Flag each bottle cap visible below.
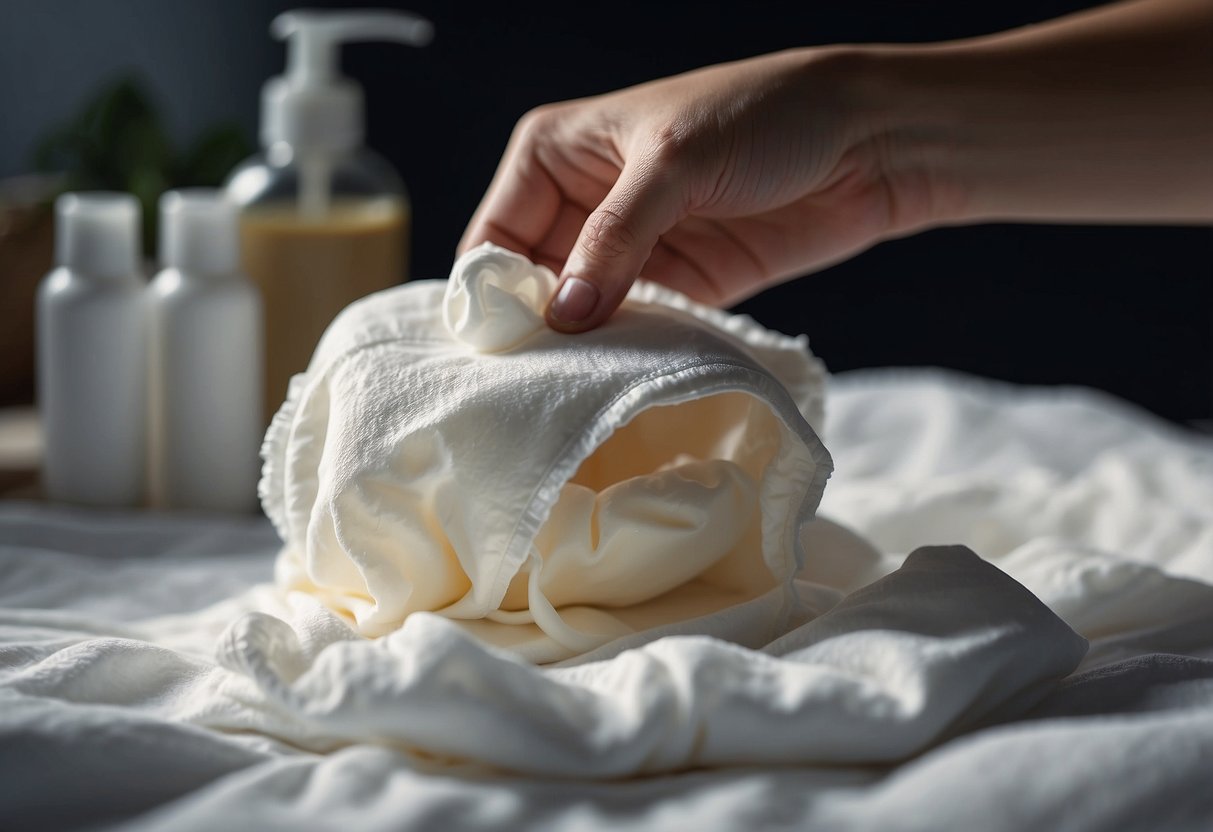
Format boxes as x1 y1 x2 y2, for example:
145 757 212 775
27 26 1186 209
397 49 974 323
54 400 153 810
261 10 433 153
55 192 141 279
159 189 239 275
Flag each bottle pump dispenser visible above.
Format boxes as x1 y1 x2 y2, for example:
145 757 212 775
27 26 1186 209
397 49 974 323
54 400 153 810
260 10 433 216
226 9 432 421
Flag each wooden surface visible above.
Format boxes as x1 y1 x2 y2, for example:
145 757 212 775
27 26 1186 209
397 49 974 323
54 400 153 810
0 407 42 499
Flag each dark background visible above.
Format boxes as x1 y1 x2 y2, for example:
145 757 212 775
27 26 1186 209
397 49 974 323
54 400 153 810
2 0 1210 423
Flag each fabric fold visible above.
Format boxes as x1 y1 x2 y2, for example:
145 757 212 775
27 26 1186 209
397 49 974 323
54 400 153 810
260 243 832 660
215 545 1087 777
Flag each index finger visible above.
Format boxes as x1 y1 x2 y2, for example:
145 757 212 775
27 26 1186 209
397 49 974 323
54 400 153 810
459 110 563 259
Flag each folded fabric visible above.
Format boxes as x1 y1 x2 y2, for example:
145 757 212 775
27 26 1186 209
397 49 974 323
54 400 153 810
260 244 832 661
215 546 1087 777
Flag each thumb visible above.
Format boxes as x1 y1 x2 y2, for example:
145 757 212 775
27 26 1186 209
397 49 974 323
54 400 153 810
546 158 686 333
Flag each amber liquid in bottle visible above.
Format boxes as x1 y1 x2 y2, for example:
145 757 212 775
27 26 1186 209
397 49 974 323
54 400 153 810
239 198 408 421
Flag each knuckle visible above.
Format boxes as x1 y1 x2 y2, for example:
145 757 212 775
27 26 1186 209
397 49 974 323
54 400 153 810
646 119 693 166
514 105 557 142
580 209 637 262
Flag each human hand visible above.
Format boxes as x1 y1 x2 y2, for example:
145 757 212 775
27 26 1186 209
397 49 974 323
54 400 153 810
458 48 953 332
461 0 1213 334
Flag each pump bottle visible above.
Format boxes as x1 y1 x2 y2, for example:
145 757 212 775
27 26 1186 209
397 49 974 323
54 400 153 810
148 190 263 512
225 9 432 421
37 192 147 506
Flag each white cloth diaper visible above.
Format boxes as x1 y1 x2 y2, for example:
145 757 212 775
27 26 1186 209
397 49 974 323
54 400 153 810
260 243 832 662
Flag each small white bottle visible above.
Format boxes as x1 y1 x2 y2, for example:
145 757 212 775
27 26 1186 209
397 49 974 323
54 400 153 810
149 189 263 512
38 192 148 506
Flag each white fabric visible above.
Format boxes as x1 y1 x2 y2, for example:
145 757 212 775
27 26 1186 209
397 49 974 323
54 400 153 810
261 243 832 661
2 371 1213 831
441 242 557 352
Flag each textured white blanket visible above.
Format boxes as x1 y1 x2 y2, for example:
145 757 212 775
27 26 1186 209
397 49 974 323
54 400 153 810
2 370 1212 831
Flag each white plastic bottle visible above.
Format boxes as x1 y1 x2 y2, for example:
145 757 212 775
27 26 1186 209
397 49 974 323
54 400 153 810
148 190 263 512
37 192 148 506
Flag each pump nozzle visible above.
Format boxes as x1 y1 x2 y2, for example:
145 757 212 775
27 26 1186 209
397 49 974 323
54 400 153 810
261 9 433 153
259 9 432 219
272 10 433 86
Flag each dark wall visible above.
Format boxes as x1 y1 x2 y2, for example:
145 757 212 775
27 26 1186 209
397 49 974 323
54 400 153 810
3 0 1210 421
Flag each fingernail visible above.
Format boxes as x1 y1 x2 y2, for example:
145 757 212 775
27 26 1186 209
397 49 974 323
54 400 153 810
549 277 600 325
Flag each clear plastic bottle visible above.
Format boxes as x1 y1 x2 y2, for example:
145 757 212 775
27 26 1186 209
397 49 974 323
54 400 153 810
37 192 147 506
225 9 432 421
148 190 262 512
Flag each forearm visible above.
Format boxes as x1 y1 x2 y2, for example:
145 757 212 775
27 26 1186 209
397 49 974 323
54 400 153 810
855 0 1213 226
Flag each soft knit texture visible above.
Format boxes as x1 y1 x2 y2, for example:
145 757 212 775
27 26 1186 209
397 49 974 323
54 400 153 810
259 243 832 661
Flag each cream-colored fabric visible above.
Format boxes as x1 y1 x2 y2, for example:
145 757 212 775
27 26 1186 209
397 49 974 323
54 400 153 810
260 243 831 662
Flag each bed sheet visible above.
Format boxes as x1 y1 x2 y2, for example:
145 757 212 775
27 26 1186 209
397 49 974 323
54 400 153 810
2 368 1212 831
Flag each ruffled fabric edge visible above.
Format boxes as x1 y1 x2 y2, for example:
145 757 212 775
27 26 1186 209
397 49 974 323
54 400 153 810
258 373 306 543
627 280 828 431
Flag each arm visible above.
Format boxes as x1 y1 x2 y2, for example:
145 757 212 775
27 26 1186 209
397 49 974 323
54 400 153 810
460 0 1213 332
868 0 1213 226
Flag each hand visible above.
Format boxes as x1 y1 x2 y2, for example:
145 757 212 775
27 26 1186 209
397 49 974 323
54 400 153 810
460 0 1213 334
459 48 952 332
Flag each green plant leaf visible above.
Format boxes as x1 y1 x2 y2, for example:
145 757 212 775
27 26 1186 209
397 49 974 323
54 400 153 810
128 165 168 256
29 73 254 257
177 125 253 187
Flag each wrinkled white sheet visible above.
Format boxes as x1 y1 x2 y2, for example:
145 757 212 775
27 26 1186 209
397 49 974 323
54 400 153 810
2 369 1213 831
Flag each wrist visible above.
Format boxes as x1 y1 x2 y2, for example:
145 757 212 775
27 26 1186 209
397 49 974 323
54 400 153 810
835 0 1213 227
816 45 973 233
